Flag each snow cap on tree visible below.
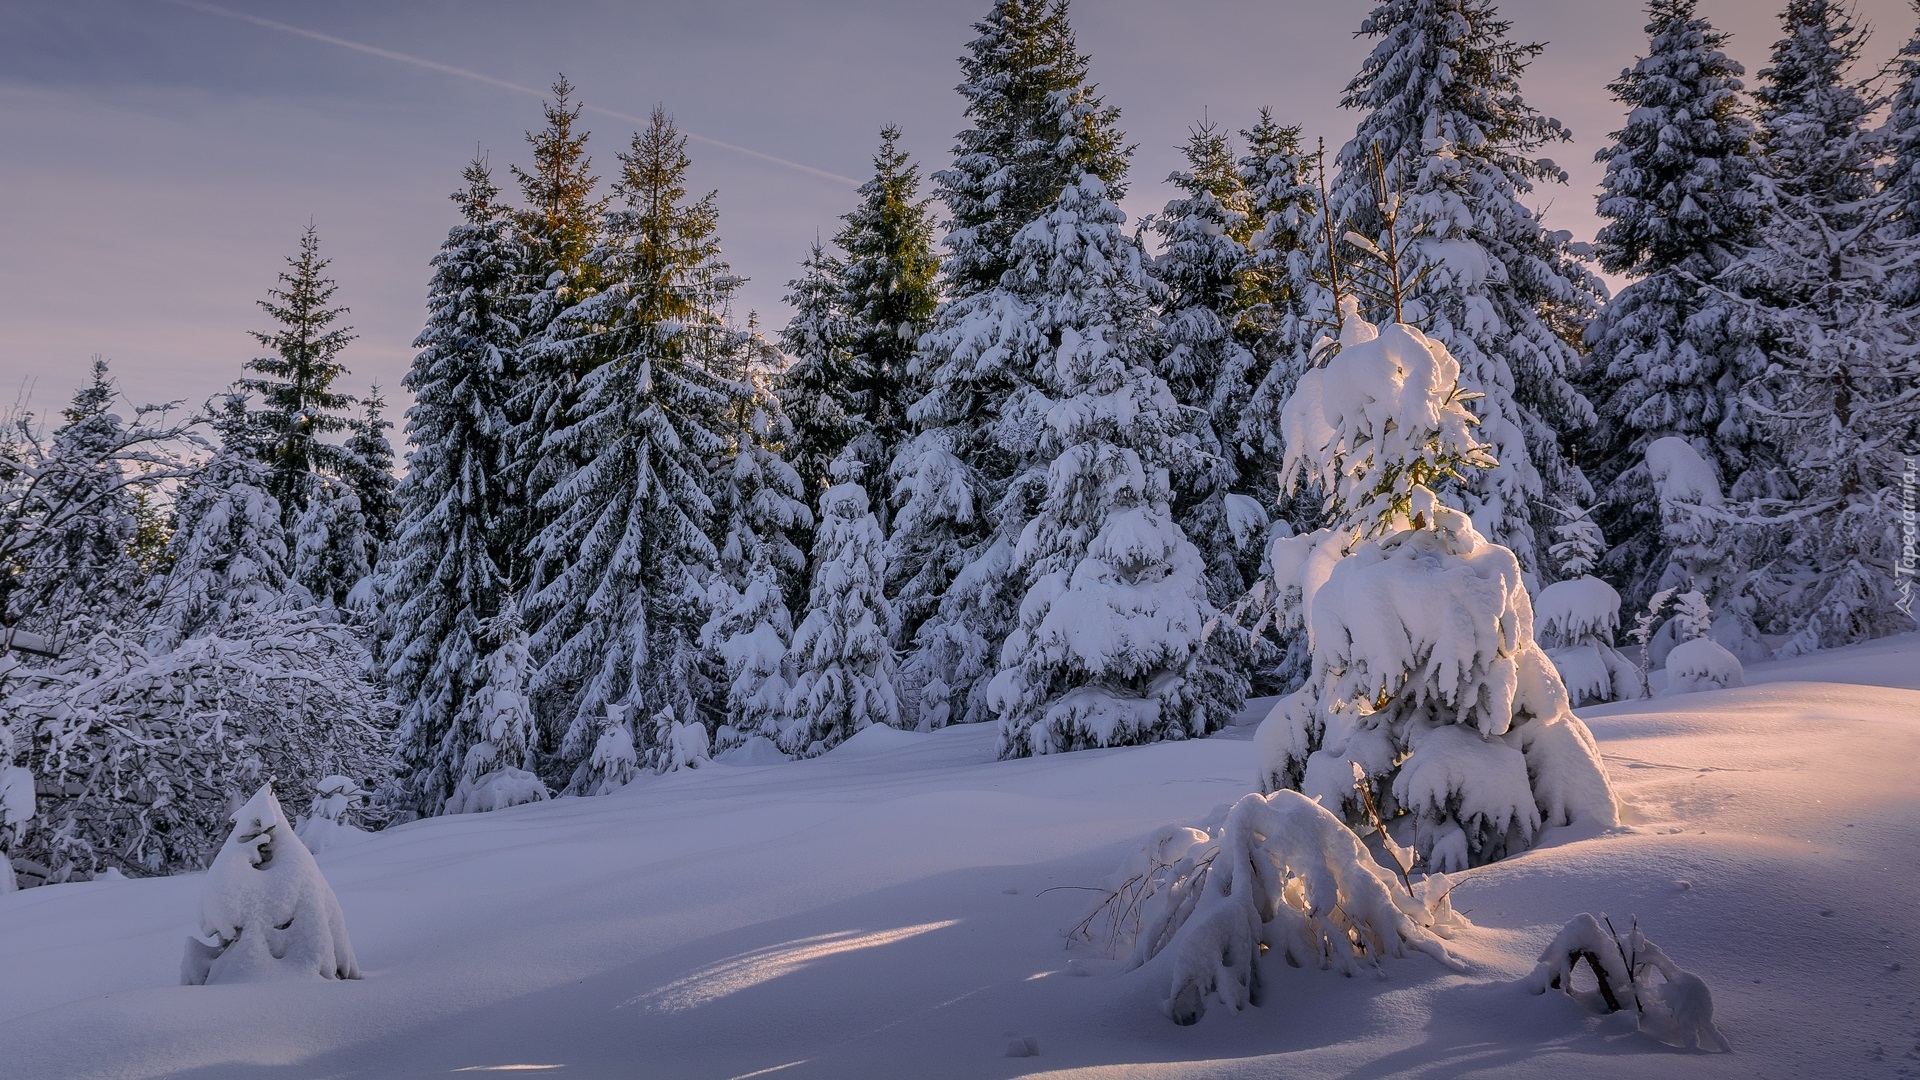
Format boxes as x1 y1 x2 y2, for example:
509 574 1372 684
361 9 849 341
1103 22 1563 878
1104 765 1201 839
182 783 359 985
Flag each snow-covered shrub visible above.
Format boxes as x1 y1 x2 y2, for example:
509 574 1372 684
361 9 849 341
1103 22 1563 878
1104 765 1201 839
294 775 371 856
1645 437 1762 660
701 555 794 747
1536 508 1639 705
1255 306 1618 871
1526 912 1729 1052
655 708 713 773
0 610 390 884
569 706 638 797
1078 789 1461 1025
443 611 547 811
183 783 359 985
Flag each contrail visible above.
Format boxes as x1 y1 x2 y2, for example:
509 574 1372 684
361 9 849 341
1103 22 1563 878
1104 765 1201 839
165 0 859 188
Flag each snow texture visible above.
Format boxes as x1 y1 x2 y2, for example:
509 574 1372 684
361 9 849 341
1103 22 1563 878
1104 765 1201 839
181 784 358 985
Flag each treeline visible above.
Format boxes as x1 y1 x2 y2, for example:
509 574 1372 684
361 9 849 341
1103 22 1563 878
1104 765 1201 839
2 0 1915 885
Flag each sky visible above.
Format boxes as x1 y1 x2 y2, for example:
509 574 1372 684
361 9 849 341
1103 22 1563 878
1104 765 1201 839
0 0 1914 438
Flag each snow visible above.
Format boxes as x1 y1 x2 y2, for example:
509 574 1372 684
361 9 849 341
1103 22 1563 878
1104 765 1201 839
1 635 1917 1076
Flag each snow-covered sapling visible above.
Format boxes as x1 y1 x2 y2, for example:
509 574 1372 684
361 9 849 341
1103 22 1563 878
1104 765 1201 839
782 480 900 757
182 783 359 985
294 775 370 855
1255 304 1619 871
1535 506 1639 705
1527 912 1729 1052
1081 789 1462 1025
570 706 638 796
1661 590 1744 696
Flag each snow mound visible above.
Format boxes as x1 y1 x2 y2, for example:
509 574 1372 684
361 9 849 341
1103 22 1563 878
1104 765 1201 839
714 735 791 766
446 767 550 815
824 723 928 757
1662 636 1745 696
182 783 359 985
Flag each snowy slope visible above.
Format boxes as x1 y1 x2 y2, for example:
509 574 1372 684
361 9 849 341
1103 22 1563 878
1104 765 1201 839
1 640 1916 1080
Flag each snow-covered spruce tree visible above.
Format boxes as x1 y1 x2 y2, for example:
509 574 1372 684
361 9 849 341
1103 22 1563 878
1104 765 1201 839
149 437 299 648
1327 0 1603 581
182 783 359 985
1152 120 1268 605
1642 435 1761 658
835 124 941 495
1718 0 1920 653
1535 506 1639 705
444 606 548 814
526 107 736 783
781 478 899 755
1886 11 1920 307
383 158 529 818
509 77 608 610
1583 0 1766 611
1236 111 1327 524
1659 587 1744 694
893 0 1131 729
344 388 397 561
702 549 794 748
776 242 862 510
7 359 145 639
239 224 359 522
986 176 1223 758
291 475 371 613
1254 299 1618 871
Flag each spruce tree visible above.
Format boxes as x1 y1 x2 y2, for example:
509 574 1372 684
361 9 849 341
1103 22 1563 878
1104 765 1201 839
714 316 812 608
1883 8 1920 306
1718 0 1920 652
344 388 396 557
291 476 371 612
1152 120 1264 599
1584 0 1766 610
775 242 861 506
525 107 739 780
1236 112 1325 523
834 125 940 489
239 224 358 519
1329 0 1603 581
11 359 143 639
384 159 527 817
986 176 1223 757
781 479 899 755
151 443 294 648
892 0 1131 727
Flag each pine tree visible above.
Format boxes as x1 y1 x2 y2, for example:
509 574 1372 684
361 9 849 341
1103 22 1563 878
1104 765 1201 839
1329 0 1603 581
11 359 143 638
1717 0 1920 652
239 225 359 520
384 159 527 817
892 0 1131 727
525 107 740 780
781 480 899 755
834 125 941 489
776 242 861 505
987 177 1223 757
714 316 812 609
1584 0 1766 610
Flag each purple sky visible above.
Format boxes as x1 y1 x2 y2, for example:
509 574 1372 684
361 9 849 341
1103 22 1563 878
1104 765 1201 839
1 0 1913 436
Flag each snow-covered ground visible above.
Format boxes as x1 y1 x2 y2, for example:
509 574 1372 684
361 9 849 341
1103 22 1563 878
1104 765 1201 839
2 636 1917 1080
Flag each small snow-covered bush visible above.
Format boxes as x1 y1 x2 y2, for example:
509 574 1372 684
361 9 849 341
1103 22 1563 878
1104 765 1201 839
1663 637 1745 696
446 768 549 816
294 775 372 855
1077 789 1461 1025
569 706 639 796
1537 509 1639 705
182 783 359 985
1527 912 1729 1052
1255 309 1618 871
